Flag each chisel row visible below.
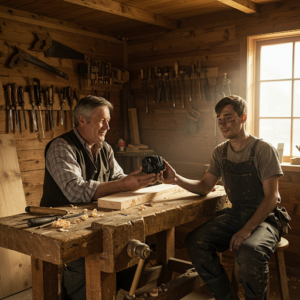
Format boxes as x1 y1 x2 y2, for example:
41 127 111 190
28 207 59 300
140 62 218 114
4 81 80 137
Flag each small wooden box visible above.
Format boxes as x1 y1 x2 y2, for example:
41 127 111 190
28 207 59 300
290 157 300 165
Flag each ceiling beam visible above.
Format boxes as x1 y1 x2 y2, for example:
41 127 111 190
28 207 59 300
217 0 259 14
63 0 178 30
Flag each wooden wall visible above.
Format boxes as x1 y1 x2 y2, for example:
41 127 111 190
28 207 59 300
127 0 300 273
0 12 124 207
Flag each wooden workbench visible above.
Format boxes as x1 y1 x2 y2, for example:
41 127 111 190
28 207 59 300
0 187 229 300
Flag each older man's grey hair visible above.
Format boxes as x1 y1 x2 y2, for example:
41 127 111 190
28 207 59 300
74 95 113 127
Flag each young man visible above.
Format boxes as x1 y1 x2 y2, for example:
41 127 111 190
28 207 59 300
159 95 283 300
40 95 156 300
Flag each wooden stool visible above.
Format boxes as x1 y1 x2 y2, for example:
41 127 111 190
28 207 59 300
231 237 289 300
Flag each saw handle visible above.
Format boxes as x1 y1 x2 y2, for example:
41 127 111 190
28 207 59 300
12 83 18 105
6 84 12 106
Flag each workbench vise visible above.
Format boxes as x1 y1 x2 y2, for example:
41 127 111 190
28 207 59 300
119 240 152 300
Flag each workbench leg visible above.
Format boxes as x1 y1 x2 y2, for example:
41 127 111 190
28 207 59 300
86 253 117 300
156 227 175 285
31 257 58 300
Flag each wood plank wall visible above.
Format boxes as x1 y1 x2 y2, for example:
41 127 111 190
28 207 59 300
127 0 300 273
0 15 124 207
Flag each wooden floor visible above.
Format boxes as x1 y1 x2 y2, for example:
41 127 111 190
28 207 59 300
3 250 300 300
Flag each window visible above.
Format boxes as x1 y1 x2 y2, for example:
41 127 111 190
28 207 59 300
255 37 300 158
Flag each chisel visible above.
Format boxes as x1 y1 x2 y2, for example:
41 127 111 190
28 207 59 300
196 60 202 100
30 85 38 134
68 86 74 128
164 67 171 102
203 69 211 101
144 68 148 113
33 78 45 138
28 212 85 228
174 62 180 105
6 84 14 131
45 89 52 130
61 87 67 125
49 85 55 129
179 69 186 108
25 206 68 215
186 69 192 102
12 83 20 131
19 86 27 130
153 67 158 103
157 68 163 103
140 68 145 93
191 61 196 100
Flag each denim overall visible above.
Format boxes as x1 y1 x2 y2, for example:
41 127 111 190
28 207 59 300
185 139 280 300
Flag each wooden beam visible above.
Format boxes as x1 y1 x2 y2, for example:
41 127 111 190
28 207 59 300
63 0 178 30
0 5 121 43
217 0 259 14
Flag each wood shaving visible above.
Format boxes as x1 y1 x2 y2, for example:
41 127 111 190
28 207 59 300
138 212 142 215
145 203 153 207
52 219 70 228
83 209 88 212
74 206 78 209
58 228 69 232
70 204 74 208
139 205 146 210
81 214 89 220
149 289 158 297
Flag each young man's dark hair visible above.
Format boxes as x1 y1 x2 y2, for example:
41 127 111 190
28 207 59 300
215 95 247 117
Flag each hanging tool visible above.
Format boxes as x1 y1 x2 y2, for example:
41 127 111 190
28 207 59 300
203 69 211 102
171 70 176 109
186 69 192 102
157 68 163 103
140 68 145 92
30 85 38 134
49 85 55 129
12 84 20 131
164 67 171 103
144 67 149 113
153 67 157 103
196 61 202 100
74 89 80 102
6 84 13 131
147 67 153 105
9 46 69 80
179 69 186 108
219 73 231 96
61 87 67 125
191 61 196 100
33 78 45 138
68 86 75 128
45 89 52 130
174 62 180 104
19 86 27 130
28 212 85 228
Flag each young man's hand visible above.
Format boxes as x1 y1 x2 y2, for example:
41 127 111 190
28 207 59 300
122 167 156 191
229 228 252 252
157 159 177 184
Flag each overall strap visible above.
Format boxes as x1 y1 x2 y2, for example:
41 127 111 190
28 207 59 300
222 141 230 164
249 138 262 163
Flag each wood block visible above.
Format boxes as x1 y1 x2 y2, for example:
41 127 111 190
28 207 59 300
290 157 300 165
128 108 140 145
98 184 183 210
0 134 32 298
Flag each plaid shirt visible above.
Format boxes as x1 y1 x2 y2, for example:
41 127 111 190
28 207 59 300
45 128 126 203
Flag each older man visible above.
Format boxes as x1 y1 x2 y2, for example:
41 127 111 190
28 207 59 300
40 95 156 300
159 95 283 300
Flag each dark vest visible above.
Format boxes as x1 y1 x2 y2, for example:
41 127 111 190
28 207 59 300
40 130 110 207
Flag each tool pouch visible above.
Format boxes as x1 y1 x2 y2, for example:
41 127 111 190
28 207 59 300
274 206 292 235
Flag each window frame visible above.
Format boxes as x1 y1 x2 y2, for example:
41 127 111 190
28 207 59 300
255 36 300 160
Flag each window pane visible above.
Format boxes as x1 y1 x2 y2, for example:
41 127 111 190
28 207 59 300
295 42 300 78
260 81 291 117
261 43 293 80
260 119 291 156
294 80 300 117
293 119 300 156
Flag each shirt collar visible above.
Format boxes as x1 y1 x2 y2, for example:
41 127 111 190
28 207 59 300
73 128 103 150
